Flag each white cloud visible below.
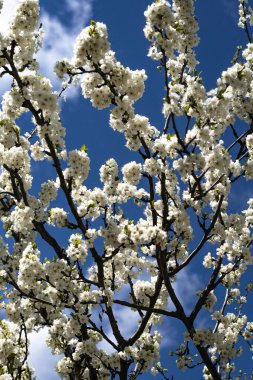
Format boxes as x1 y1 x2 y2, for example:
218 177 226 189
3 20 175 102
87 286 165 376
114 303 140 338
96 309 136 354
0 76 12 100
0 0 18 35
172 268 202 312
38 0 94 87
97 286 140 354
38 0 94 95
28 327 62 380
65 0 93 32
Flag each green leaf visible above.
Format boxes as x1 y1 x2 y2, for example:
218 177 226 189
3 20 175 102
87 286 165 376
246 283 253 292
81 144 88 152
74 239 82 248
12 126 20 136
217 89 224 99
237 69 245 80
167 133 175 141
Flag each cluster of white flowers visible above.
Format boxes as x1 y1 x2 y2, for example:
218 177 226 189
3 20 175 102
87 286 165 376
4 0 39 70
66 233 88 262
238 0 253 28
48 207 68 227
99 158 119 200
0 320 33 379
144 0 199 117
144 1 176 60
154 134 179 158
167 74 206 116
67 148 90 181
122 161 142 185
17 242 43 291
133 331 161 371
55 21 150 150
9 205 34 235
20 70 59 116
73 22 110 66
196 290 217 311
1 145 29 171
133 279 156 306
39 179 58 207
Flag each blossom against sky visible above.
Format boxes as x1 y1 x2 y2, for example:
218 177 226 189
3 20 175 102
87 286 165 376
0 0 252 379
0 0 94 94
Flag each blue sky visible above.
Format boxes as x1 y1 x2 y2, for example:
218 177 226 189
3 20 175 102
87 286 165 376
0 0 253 379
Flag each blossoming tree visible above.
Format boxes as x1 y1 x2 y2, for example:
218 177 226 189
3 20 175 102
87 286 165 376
0 0 252 379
